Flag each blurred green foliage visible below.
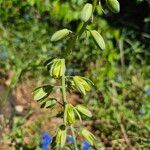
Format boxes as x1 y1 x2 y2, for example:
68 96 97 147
0 0 150 149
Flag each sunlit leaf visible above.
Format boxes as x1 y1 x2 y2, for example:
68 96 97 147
81 129 96 145
50 60 58 77
73 107 82 122
76 105 92 117
53 61 61 78
41 98 57 108
32 85 53 101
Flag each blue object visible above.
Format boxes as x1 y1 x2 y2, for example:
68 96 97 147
67 136 74 143
83 141 91 150
139 108 146 115
41 133 52 150
145 89 150 94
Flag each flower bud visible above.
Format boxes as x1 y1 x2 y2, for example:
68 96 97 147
51 29 72 42
106 0 120 13
64 104 75 125
90 30 105 50
50 59 66 78
80 3 93 22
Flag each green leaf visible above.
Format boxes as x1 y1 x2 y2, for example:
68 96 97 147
82 77 94 86
90 30 105 50
80 3 93 22
75 105 92 117
41 98 57 108
81 129 96 145
51 29 71 42
50 59 58 77
60 59 66 76
73 107 82 122
106 0 120 13
32 85 53 101
81 79 91 92
53 60 61 78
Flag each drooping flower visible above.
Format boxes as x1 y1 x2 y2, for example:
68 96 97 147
83 140 91 150
67 136 74 143
41 133 52 150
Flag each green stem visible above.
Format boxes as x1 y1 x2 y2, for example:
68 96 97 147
61 59 67 105
70 125 78 150
61 2 98 150
92 0 98 12
61 60 78 150
65 22 87 56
